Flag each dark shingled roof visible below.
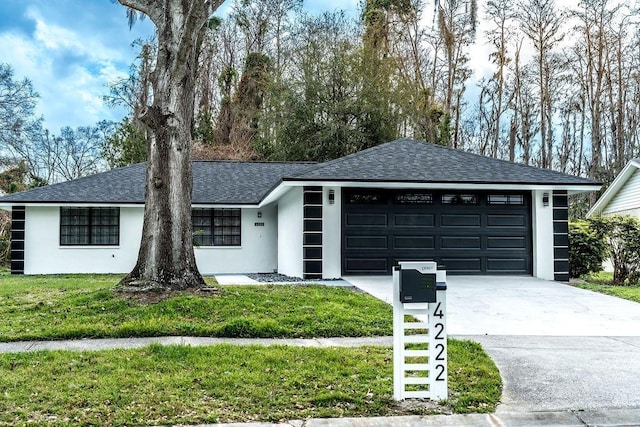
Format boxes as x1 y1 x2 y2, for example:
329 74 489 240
0 161 314 205
0 139 598 205
287 138 599 185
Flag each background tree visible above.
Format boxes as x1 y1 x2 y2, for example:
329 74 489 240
103 40 154 167
434 0 477 148
102 118 147 168
0 64 45 182
479 0 514 157
117 0 224 291
517 0 563 168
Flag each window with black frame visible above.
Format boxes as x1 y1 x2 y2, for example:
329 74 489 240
60 207 119 246
192 208 241 246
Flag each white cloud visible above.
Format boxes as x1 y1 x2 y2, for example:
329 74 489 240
0 4 152 133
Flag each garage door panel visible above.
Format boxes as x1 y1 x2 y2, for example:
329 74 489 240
393 235 435 250
440 257 482 273
345 213 387 227
487 236 527 249
342 189 531 275
441 214 481 227
345 235 388 249
440 236 481 250
344 258 388 274
393 213 435 227
487 214 526 227
486 258 529 273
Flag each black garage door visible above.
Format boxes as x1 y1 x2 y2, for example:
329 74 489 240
342 189 532 275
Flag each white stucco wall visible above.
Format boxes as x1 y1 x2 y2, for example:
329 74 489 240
195 206 277 274
24 205 143 274
277 187 303 278
531 190 555 280
23 205 278 275
322 186 341 279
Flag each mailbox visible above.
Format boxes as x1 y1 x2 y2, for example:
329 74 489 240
399 269 437 303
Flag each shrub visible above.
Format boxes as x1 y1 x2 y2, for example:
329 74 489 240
569 220 606 278
589 215 640 285
0 210 10 267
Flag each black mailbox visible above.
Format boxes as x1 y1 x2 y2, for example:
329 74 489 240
400 269 437 303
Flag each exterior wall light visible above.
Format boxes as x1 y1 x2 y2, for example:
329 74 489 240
543 193 549 207
329 189 335 204
257 211 262 218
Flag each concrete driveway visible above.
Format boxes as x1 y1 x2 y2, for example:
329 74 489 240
345 275 640 412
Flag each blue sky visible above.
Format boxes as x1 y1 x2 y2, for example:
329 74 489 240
0 0 359 133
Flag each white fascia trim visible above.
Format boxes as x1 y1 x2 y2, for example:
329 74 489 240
260 180 601 206
587 159 640 218
191 204 259 209
0 202 144 209
0 202 262 209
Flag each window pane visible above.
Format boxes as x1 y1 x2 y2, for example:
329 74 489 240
60 208 90 245
394 193 433 204
89 208 119 245
487 195 508 205
212 208 241 246
442 194 478 205
192 208 214 246
346 191 385 204
488 194 525 205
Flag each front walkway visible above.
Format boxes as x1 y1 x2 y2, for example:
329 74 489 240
0 336 390 354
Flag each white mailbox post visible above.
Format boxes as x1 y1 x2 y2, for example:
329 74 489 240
392 261 447 401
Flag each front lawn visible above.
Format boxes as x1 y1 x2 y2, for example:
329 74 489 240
574 272 640 303
0 274 392 342
0 340 501 426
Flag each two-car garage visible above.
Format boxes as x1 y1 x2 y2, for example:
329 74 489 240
342 188 532 275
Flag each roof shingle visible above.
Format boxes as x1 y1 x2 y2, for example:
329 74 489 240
288 139 599 185
0 161 314 204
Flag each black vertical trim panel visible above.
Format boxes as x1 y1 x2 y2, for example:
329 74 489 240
553 191 569 282
11 206 25 275
303 187 323 279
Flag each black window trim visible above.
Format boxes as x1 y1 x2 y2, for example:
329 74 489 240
60 207 120 247
192 208 242 247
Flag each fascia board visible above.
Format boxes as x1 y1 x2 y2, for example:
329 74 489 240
0 202 260 209
0 202 144 209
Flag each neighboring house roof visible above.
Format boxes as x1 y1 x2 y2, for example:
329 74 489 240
288 138 600 185
587 158 640 218
0 161 313 205
0 138 600 206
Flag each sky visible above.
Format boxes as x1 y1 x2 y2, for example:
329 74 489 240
0 0 360 133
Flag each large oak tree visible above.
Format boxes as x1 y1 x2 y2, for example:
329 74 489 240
117 0 224 290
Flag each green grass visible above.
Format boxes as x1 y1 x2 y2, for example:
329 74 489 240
0 339 501 426
574 272 640 303
0 274 393 342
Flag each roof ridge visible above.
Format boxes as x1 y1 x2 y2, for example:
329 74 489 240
287 139 400 178
418 139 598 179
193 160 317 165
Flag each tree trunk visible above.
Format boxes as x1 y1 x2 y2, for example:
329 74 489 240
117 0 223 291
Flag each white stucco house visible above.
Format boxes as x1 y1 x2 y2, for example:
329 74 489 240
587 158 640 219
0 139 600 281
